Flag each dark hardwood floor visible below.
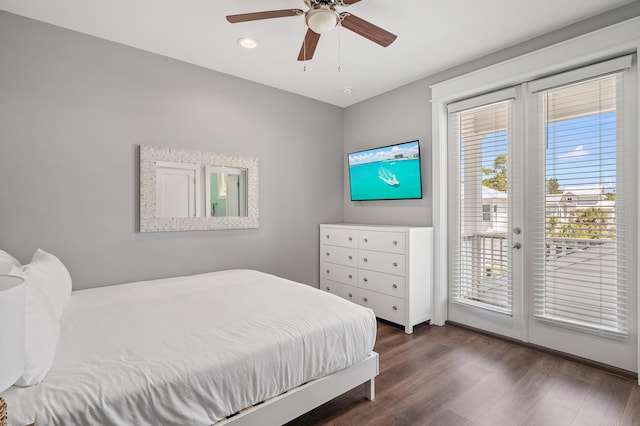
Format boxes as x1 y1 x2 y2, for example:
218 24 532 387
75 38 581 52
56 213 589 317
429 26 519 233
287 320 640 426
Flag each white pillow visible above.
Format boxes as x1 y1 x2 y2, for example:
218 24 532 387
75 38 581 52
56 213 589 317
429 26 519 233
22 249 72 320
0 249 22 269
8 266 61 387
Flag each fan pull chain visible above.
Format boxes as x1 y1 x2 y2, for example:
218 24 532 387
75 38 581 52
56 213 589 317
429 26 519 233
337 23 342 72
302 20 307 72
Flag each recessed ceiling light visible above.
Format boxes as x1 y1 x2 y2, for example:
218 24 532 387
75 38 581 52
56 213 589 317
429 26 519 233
238 37 257 49
343 87 353 95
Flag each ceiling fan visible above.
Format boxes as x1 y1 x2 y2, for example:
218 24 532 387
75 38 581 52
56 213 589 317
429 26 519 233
226 0 397 61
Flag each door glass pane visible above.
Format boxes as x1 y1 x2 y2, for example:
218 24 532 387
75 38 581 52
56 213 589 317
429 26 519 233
452 100 512 313
537 74 627 334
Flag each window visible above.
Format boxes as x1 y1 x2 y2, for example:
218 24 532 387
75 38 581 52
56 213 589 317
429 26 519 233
449 92 514 314
530 59 631 336
482 204 491 221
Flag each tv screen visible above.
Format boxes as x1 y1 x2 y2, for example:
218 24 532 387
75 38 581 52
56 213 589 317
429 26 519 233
348 140 423 201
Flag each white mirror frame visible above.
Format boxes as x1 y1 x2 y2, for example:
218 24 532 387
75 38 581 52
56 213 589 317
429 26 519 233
140 145 259 232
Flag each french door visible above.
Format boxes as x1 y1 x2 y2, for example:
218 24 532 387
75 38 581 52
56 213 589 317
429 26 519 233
447 88 525 340
448 56 637 370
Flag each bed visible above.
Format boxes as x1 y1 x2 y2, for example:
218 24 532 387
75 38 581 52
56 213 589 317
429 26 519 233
1 269 378 426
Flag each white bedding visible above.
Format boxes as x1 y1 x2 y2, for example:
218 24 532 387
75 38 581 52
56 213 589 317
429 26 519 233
2 269 377 426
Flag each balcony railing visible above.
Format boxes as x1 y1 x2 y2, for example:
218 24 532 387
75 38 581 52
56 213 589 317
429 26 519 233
460 232 509 311
459 232 618 324
545 237 612 259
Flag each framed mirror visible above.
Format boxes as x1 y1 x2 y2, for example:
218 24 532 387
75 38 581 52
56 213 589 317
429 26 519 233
140 145 258 232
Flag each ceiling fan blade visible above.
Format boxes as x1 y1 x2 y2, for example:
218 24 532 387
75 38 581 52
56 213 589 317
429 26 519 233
226 9 303 23
297 29 321 61
339 13 397 47
338 0 362 5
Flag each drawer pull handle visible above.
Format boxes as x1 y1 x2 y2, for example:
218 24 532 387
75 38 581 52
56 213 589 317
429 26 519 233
363 297 368 302
363 278 368 282
348 293 353 298
326 252 330 256
348 255 353 260
364 238 368 243
349 237 353 241
326 287 330 291
348 274 353 279
363 258 368 263
393 284 398 289
393 262 398 267
326 234 330 239
393 240 398 245
393 305 398 311
325 269 330 274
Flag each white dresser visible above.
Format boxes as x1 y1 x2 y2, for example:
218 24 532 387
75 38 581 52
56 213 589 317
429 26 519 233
319 223 433 334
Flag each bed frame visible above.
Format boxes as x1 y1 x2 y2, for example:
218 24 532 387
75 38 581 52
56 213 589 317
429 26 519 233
218 351 379 426
2 354 377 426
0 353 377 426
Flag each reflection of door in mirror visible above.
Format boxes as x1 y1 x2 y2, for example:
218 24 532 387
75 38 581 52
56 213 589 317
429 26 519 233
156 162 202 218
205 166 247 217
226 174 240 216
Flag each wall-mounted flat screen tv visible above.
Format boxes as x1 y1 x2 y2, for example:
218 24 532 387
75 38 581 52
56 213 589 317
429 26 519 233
348 140 423 201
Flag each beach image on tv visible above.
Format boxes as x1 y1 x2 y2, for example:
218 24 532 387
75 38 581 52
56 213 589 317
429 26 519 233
348 141 422 201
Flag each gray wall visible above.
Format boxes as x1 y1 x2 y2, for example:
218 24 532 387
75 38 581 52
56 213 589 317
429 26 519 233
343 1 640 226
0 11 344 289
343 80 432 226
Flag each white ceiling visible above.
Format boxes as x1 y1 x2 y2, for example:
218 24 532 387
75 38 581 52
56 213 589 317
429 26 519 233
0 0 634 107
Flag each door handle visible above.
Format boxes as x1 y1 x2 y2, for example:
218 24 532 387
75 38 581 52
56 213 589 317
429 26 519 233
512 242 521 250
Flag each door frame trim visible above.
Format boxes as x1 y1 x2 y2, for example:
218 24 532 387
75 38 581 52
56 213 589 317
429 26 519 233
430 16 640 374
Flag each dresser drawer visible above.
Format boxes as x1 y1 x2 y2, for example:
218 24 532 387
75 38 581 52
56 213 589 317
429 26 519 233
359 250 406 276
359 289 405 324
359 230 406 254
320 244 358 267
320 262 358 286
321 279 358 303
321 227 358 248
359 269 406 298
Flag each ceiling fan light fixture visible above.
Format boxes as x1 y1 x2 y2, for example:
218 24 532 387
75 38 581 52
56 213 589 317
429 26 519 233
306 7 338 34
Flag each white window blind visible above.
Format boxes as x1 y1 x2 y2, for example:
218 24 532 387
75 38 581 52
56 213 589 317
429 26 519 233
532 67 629 336
449 98 513 314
